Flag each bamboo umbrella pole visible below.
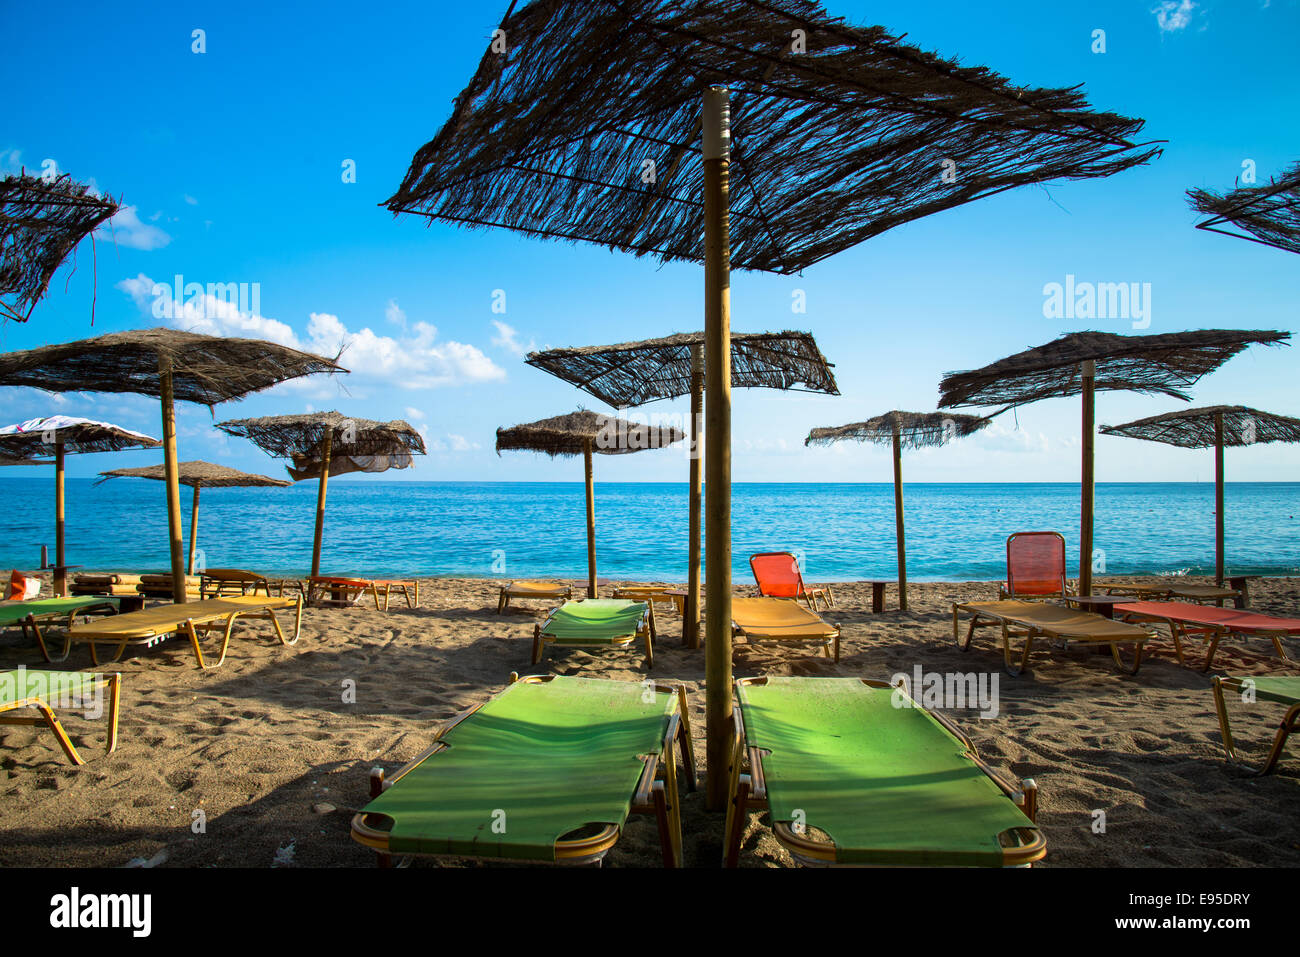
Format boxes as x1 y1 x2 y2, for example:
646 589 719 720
54 441 66 597
1214 411 1225 586
187 484 201 575
158 356 187 603
687 344 704 647
892 423 908 611
1079 360 1096 597
310 431 333 579
584 437 598 598
703 85 733 811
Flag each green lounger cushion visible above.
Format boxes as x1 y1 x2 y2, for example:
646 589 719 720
362 675 675 860
1220 676 1300 707
540 599 646 643
0 669 110 708
0 597 119 628
739 677 1034 866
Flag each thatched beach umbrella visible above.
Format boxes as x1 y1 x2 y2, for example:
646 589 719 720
1188 161 1300 255
527 330 838 643
939 330 1290 596
97 461 292 575
385 0 1161 807
806 411 990 611
496 410 687 598
0 328 345 601
215 412 426 577
0 415 160 595
1101 406 1300 585
0 172 120 323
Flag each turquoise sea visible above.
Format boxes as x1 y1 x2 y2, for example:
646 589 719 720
0 479 1296 583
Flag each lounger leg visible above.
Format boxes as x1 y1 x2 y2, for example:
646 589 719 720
1270 634 1290 662
660 748 683 867
1201 630 1222 672
184 620 210 670
724 775 750 869
497 591 508 614
106 674 121 754
644 623 655 670
1001 623 1032 677
35 700 85 766
531 624 543 666
1108 641 1143 675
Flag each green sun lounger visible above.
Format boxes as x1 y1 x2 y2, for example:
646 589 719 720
724 676 1045 867
351 674 697 866
0 669 121 765
0 597 120 657
1211 676 1300 775
532 598 655 668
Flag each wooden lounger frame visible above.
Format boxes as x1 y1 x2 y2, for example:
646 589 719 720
953 601 1151 676
307 576 418 611
1116 606 1294 672
351 673 698 867
1211 676 1300 775
532 601 656 668
496 581 573 614
0 672 121 766
45 596 303 670
724 676 1044 867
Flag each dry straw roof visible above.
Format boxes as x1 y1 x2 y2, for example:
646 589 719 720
1 173 120 323
526 330 838 407
806 410 990 450
938 330 1290 410
97 461 292 489
496 410 687 457
1102 406 1300 450
1188 161 1300 255
0 328 346 407
386 0 1159 275
216 411 427 460
0 417 159 456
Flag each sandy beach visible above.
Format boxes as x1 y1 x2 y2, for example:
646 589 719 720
1 575 1297 868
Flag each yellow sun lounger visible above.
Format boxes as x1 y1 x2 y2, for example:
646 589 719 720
56 595 303 670
0 669 121 765
953 600 1154 676
731 597 841 662
1211 676 1300 775
497 580 574 613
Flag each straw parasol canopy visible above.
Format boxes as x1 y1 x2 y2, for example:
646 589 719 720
0 415 160 595
806 412 990 609
525 331 838 407
0 328 346 601
1188 160 1300 255
0 172 121 323
97 461 292 575
939 330 1290 595
386 0 1159 274
527 329 838 645
1101 406 1300 584
387 0 1161 809
497 411 687 597
216 412 426 577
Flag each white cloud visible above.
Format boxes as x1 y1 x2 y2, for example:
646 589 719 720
97 206 171 251
386 299 407 329
183 194 198 205
1152 0 1197 32
404 406 425 421
0 148 22 174
490 320 536 357
118 274 506 390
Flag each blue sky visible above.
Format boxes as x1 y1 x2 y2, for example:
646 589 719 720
1 0 1296 485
